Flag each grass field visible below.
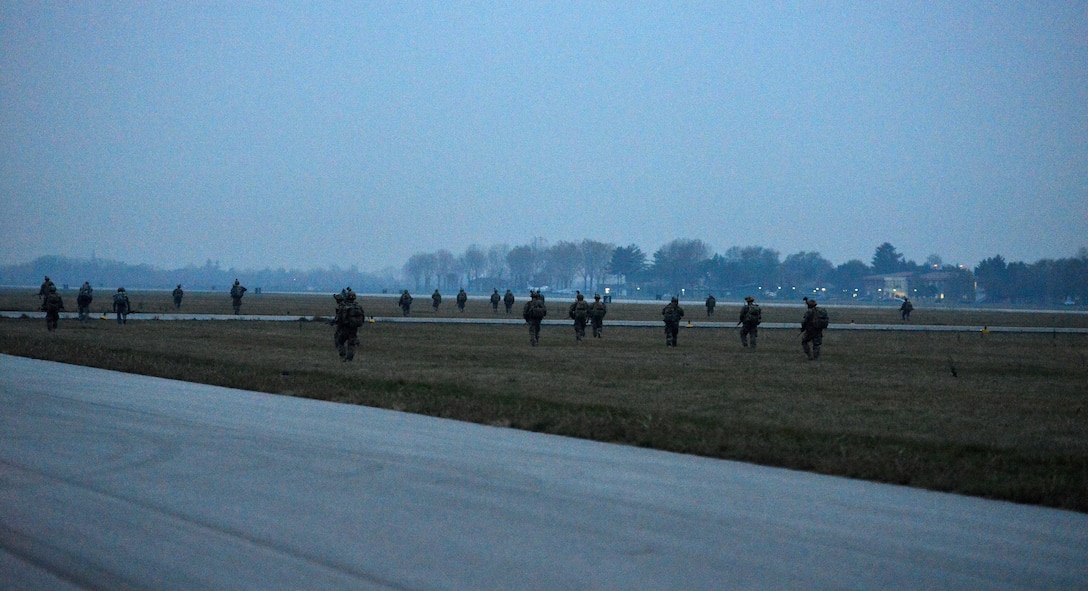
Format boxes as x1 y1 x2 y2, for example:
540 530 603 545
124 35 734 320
3 287 1087 512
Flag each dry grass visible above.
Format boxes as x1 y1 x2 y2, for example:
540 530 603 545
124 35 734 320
2 302 1086 513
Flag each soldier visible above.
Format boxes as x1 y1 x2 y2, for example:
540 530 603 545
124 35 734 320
800 298 829 360
172 284 184 309
705 294 716 316
488 288 499 313
40 285 64 331
522 291 547 346
662 296 684 347
459 288 470 312
333 290 365 361
900 297 914 321
77 281 94 322
568 292 590 341
112 287 131 324
588 293 607 338
738 295 762 349
398 290 413 316
432 289 442 313
229 279 247 314
503 289 515 313
37 276 55 302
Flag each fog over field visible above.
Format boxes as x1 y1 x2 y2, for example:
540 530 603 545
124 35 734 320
2 3 1085 271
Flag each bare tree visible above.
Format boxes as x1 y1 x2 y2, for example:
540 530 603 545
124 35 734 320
579 239 615 292
486 243 510 284
403 253 437 291
544 241 582 290
434 249 459 290
460 244 487 285
651 238 713 295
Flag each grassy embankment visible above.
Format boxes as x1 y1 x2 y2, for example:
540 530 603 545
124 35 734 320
3 288 1087 512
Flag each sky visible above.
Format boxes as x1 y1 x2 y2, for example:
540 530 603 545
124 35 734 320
2 1 1086 273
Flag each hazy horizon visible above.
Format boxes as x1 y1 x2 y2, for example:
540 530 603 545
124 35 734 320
3 2 1085 272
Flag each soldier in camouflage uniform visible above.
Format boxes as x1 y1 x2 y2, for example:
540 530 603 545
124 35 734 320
432 289 442 313
40 285 64 332
398 290 413 316
800 298 828 360
112 287 131 324
587 293 607 338
705 294 716 316
738 295 762 349
661 296 684 347
172 284 184 309
568 292 590 341
334 290 365 361
522 291 547 346
488 289 499 313
230 279 247 314
503 289 515 313
77 281 94 322
459 288 470 312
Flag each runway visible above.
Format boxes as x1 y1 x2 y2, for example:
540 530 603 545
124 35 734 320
1 355 1085 590
4 310 1088 333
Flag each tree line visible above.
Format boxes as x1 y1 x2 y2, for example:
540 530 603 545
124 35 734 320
3 242 1085 306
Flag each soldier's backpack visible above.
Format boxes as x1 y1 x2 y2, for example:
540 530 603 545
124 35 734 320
814 308 829 330
529 301 547 319
746 304 762 324
346 303 365 328
663 305 680 322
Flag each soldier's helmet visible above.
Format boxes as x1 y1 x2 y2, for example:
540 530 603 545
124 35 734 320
346 289 356 301
576 293 584 300
118 287 125 292
807 298 817 307
333 293 344 303
48 285 57 293
745 296 754 302
594 294 601 300
671 296 678 302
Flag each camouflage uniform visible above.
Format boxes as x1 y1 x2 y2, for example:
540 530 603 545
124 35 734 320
662 297 684 347
801 299 827 360
739 296 762 349
432 289 442 312
568 293 590 341
334 291 365 361
503 290 515 313
172 285 184 309
459 289 470 312
112 288 130 324
522 291 547 346
705 294 716 316
38 276 55 302
900 298 914 321
41 285 64 331
488 289 499 312
398 290 413 316
587 294 607 338
230 280 247 314
77 282 94 322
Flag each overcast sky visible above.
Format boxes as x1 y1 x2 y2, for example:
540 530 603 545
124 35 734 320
2 1 1085 272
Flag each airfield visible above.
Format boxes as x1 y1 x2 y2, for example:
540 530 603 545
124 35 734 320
3 354 1086 590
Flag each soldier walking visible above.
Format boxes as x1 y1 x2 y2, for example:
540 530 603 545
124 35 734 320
41 285 64 331
230 279 247 314
77 281 94 322
568 292 589 341
112 288 131 324
738 296 762 349
522 291 547 346
398 290 413 316
662 296 684 347
432 289 442 313
588 293 607 338
801 298 829 360
172 284 184 309
333 290 365 361
503 289 515 313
